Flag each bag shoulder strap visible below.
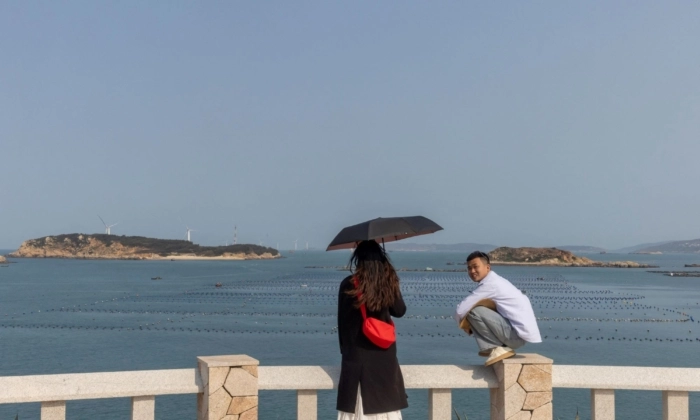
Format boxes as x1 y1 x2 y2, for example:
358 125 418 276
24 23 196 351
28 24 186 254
352 276 368 320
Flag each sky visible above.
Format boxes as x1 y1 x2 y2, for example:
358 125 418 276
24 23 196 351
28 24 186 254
1 1 699 250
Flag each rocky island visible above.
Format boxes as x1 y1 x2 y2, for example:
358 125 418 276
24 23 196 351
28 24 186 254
489 247 655 268
0 255 7 264
9 234 280 260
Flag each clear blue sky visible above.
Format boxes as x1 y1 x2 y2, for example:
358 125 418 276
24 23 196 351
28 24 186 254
1 2 699 250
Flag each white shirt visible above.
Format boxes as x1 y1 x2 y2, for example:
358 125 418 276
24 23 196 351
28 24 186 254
453 270 542 343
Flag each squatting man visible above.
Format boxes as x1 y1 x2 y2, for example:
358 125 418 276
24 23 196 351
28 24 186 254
454 251 542 366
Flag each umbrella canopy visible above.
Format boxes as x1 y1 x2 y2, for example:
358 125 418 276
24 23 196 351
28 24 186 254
326 216 443 251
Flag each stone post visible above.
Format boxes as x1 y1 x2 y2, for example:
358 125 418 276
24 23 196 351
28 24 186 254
197 355 259 420
490 354 553 420
662 391 689 420
591 389 614 420
40 401 66 420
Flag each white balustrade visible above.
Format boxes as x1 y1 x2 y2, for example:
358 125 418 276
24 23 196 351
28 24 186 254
1 356 699 420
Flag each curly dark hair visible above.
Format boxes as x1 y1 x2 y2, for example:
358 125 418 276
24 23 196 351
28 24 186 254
346 240 401 311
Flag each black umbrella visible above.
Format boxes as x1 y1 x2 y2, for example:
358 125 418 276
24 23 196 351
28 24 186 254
326 216 443 251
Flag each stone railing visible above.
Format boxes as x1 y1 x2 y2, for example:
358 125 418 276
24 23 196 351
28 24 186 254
1 354 698 420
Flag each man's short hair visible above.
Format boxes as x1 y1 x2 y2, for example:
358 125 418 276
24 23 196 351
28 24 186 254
467 251 490 265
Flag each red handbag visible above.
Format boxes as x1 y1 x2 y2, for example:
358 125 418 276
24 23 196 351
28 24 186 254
353 277 396 349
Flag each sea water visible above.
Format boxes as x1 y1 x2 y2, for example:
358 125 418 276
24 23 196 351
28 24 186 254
1 250 699 420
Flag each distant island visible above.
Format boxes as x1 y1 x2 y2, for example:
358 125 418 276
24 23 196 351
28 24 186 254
489 247 655 268
631 238 700 254
9 234 280 260
381 240 700 255
385 242 497 252
609 241 674 254
0 255 7 264
555 245 607 254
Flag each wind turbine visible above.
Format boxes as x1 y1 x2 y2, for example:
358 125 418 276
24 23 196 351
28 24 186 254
98 215 117 235
178 217 197 242
185 226 196 242
306 241 309 251
294 239 298 251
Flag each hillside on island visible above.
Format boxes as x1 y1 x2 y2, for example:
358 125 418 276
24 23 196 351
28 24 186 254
610 240 673 254
632 238 700 254
9 234 280 260
488 247 653 268
385 242 497 252
556 245 607 253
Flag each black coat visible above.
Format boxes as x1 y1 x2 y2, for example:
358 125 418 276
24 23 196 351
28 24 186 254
336 275 408 414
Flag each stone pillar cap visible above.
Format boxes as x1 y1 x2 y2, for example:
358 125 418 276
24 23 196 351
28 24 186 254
502 354 552 365
197 355 260 367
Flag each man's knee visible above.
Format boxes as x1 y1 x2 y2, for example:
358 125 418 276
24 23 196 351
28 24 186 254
467 305 491 321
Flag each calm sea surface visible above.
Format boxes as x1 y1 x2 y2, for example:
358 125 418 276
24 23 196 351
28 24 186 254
1 250 700 420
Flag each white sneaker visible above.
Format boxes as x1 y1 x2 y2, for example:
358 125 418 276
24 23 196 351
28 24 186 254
485 346 515 366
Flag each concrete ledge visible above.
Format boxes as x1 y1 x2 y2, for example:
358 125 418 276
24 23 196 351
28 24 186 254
258 366 339 390
402 365 497 389
554 366 700 391
4 364 700 405
257 365 497 390
0 369 201 404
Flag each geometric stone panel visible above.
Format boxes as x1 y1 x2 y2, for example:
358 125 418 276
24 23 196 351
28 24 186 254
504 364 523 390
508 411 532 420
228 396 258 415
224 368 259 397
535 364 552 374
523 392 552 410
518 365 552 392
209 367 230 394
504 383 527 419
197 355 260 420
239 406 258 420
209 387 233 420
242 365 258 378
530 402 552 420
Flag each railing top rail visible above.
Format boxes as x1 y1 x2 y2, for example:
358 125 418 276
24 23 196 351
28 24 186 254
0 369 200 404
0 364 495 404
3 363 700 404
257 365 498 390
553 365 700 391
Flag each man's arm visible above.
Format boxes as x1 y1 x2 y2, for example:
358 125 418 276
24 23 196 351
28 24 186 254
453 283 492 324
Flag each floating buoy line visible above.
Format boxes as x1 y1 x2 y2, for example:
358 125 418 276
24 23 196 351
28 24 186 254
2 273 698 344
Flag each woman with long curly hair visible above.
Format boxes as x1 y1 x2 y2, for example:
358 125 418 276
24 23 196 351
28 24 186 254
336 240 407 420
